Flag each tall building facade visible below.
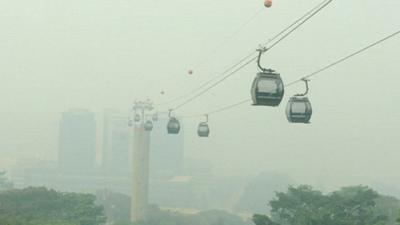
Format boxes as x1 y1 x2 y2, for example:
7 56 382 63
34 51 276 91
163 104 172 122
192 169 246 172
149 116 184 178
102 110 131 175
58 109 96 173
101 112 184 178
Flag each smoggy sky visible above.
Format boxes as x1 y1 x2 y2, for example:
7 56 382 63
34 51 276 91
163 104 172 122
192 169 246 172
0 0 399 191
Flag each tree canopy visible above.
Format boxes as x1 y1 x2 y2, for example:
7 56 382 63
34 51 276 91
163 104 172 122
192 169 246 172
397 211 400 224
0 187 106 225
0 171 13 192
130 206 252 225
253 185 399 225
95 190 252 225
95 190 131 225
235 171 293 214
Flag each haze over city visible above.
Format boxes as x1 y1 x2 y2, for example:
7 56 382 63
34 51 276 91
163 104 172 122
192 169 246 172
0 0 400 224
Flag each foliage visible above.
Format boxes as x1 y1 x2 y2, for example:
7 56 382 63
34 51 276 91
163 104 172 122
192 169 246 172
253 185 392 225
114 222 134 225
0 171 13 192
372 195 400 225
0 187 106 225
132 205 252 225
253 214 279 225
95 190 131 224
235 171 293 213
95 190 252 225
196 209 253 225
397 211 400 224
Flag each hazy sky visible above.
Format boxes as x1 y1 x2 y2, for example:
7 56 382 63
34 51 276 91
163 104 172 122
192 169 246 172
0 0 399 191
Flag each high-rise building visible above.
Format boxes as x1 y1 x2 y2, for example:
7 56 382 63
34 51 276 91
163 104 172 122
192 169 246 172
102 110 131 175
149 115 184 178
58 109 96 173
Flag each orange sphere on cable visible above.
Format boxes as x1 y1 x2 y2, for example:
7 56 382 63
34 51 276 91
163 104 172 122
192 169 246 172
264 0 272 8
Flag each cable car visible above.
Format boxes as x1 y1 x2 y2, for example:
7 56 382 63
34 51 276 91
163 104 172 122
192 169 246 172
167 117 180 134
128 119 133 127
144 120 153 131
197 122 210 137
251 48 284 106
285 78 312 123
167 110 180 134
134 114 141 122
197 115 210 137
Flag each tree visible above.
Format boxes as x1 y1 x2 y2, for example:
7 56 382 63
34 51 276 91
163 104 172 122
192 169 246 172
374 196 400 225
253 185 390 225
131 205 252 225
0 187 106 225
329 186 387 225
397 211 400 224
196 210 253 225
269 185 329 225
252 214 278 225
95 190 131 224
0 171 13 192
236 171 293 214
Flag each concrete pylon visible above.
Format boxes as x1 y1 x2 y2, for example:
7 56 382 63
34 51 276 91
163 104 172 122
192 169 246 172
131 126 150 223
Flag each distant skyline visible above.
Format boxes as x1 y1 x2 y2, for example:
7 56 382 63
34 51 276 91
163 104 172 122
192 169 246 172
59 109 96 172
150 115 184 178
102 110 131 174
0 0 399 192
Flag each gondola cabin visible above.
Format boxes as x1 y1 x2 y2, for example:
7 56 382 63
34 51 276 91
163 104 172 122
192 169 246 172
144 120 153 131
286 97 312 123
134 114 141 122
128 120 133 127
167 117 181 134
197 122 210 137
251 70 284 106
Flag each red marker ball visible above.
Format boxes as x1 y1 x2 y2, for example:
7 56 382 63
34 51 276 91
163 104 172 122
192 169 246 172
264 0 272 8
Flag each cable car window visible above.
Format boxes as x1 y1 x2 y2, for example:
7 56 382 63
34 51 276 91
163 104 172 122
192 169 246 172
257 78 282 94
291 102 307 113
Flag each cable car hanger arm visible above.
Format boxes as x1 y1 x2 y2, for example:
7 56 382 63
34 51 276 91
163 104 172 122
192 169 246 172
257 46 279 75
295 78 310 96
